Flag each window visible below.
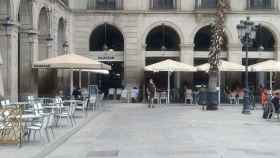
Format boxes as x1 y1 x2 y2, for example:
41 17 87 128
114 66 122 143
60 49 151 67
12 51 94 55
150 0 177 10
195 0 217 9
87 0 123 10
248 0 274 9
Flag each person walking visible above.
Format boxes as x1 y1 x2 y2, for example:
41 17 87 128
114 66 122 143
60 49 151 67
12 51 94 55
146 79 156 108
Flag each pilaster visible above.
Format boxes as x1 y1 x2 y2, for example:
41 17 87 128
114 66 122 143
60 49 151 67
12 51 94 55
180 43 194 85
0 24 19 101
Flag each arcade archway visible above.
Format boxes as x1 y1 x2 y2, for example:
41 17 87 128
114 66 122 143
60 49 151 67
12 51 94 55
88 23 124 96
145 24 181 101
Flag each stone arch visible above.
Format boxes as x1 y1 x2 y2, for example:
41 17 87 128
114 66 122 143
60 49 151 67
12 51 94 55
256 21 279 49
145 24 181 51
38 7 54 96
142 21 184 48
190 23 233 48
88 21 126 50
57 17 66 55
193 25 228 51
89 23 124 51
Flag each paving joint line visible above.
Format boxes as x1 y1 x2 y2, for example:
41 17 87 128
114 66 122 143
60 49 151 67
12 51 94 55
31 110 104 158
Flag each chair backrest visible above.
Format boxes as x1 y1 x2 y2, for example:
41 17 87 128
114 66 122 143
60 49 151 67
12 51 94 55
42 114 50 129
69 102 76 115
47 113 55 127
160 92 167 98
33 103 40 116
5 100 10 106
116 88 122 95
1 100 6 106
108 88 115 95
89 96 96 104
121 89 128 98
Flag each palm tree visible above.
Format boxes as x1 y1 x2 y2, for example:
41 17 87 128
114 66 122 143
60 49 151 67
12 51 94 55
207 0 229 110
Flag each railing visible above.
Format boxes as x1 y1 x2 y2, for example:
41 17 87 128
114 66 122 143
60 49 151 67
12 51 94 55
195 0 217 9
0 106 23 146
150 0 177 10
247 0 275 10
87 0 123 10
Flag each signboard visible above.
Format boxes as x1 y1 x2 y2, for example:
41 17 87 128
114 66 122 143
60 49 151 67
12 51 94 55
84 51 124 62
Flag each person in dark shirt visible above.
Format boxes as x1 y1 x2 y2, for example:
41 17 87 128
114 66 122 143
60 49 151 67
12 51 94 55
146 79 156 108
272 92 280 113
72 87 81 100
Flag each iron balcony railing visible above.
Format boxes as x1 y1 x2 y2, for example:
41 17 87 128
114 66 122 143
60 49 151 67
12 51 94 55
149 0 177 10
87 0 123 10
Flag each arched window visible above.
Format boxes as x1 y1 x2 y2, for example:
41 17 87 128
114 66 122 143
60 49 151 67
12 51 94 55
89 23 124 51
245 25 275 51
146 25 180 51
57 18 66 55
194 25 228 51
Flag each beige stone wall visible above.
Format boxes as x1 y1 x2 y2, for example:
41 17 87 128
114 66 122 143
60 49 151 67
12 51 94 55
1 0 280 99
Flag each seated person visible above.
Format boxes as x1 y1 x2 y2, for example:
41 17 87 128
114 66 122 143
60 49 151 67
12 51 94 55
72 87 82 100
131 87 139 103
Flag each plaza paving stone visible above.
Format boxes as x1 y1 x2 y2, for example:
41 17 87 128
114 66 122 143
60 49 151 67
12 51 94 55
0 110 101 158
44 103 280 158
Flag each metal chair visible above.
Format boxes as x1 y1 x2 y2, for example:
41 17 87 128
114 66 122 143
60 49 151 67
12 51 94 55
27 114 50 142
108 88 115 100
159 91 168 104
184 89 193 104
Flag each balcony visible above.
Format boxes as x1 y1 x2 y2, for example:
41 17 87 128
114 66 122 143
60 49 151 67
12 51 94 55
195 0 217 9
87 0 123 10
150 0 177 10
247 0 275 10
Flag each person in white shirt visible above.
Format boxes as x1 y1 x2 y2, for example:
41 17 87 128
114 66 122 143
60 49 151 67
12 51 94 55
131 87 139 103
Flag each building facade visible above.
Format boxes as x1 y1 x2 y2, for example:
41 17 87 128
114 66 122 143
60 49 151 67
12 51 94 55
0 0 280 100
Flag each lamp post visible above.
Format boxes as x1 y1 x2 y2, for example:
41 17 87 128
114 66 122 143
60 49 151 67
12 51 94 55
237 17 257 114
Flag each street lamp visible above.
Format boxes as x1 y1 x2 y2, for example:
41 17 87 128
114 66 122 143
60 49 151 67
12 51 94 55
237 17 257 114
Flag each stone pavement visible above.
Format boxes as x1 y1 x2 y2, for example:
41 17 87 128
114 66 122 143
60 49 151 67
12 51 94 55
44 103 280 158
0 110 102 158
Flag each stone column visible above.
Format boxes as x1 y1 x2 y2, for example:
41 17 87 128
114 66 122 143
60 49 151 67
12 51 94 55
0 24 18 101
228 43 242 83
19 29 39 98
180 43 194 86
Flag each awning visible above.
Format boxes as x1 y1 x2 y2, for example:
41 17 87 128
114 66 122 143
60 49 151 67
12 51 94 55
33 53 111 70
80 69 109 75
249 60 280 72
196 60 245 72
144 59 197 72
144 59 196 104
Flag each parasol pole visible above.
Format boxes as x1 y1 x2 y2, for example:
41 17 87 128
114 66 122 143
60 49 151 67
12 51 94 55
168 71 170 104
79 70 82 88
70 69 73 98
270 72 273 91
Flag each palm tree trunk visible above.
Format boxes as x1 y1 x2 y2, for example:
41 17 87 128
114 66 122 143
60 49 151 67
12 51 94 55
207 0 229 110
